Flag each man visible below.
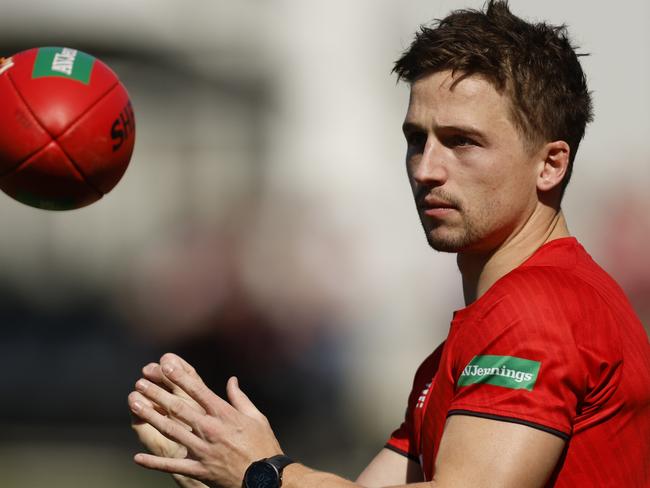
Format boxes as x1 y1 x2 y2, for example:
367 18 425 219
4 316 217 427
129 1 650 487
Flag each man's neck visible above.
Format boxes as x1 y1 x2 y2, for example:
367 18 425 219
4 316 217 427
458 206 570 305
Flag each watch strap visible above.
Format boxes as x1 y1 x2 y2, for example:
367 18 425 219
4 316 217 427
265 454 295 473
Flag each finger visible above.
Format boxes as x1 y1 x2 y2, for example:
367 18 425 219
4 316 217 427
160 354 233 416
129 392 165 424
145 363 207 414
128 391 203 452
143 363 166 384
129 391 192 430
129 391 169 422
130 390 155 410
143 363 177 393
135 379 205 429
226 377 263 419
134 452 209 480
134 389 169 414
129 392 155 424
160 353 198 375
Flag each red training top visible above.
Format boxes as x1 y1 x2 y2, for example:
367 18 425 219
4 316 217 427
387 237 650 487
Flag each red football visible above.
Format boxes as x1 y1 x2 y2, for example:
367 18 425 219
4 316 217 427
0 46 135 210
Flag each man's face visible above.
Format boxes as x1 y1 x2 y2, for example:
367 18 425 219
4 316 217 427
403 70 541 254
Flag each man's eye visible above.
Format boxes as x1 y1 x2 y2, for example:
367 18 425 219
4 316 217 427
446 135 477 147
406 132 427 147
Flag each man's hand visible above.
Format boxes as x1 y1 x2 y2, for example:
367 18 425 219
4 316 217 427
130 361 208 488
128 353 283 488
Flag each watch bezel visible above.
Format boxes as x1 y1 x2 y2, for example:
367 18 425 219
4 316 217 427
243 459 281 488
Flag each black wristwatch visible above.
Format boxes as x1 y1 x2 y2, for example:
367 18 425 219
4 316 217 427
243 454 295 488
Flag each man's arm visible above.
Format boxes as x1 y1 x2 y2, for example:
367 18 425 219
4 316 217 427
278 416 564 488
355 448 423 487
128 353 565 488
430 415 564 487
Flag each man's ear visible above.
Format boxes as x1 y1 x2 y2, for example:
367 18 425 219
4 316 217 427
537 140 570 192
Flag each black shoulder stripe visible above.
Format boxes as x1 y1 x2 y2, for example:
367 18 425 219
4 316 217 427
384 443 420 462
446 409 570 441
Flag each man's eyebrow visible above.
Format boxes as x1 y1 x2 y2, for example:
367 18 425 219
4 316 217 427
436 124 487 139
402 121 487 139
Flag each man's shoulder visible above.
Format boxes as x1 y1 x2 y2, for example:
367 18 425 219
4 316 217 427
458 256 634 364
496 241 632 319
491 237 617 309
479 264 597 319
457 261 614 343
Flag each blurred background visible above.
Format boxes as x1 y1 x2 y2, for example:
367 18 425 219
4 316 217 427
0 0 648 486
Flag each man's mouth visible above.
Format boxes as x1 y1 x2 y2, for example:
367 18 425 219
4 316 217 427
423 207 456 217
424 196 454 207
419 195 458 218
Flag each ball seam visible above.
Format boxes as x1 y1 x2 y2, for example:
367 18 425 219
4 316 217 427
6 71 119 198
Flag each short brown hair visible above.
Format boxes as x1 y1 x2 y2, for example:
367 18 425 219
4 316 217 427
393 0 593 195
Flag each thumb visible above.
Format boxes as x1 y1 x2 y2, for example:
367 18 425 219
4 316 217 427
226 376 263 418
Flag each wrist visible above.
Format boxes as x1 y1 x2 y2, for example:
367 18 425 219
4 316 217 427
279 463 310 488
280 464 360 488
243 454 296 488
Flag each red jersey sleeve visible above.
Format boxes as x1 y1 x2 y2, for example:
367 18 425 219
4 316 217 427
447 267 622 440
386 343 445 460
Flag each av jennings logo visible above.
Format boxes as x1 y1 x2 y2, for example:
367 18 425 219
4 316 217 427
458 355 541 391
32 47 95 84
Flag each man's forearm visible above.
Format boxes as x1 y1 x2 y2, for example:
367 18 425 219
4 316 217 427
283 464 433 488
283 464 357 488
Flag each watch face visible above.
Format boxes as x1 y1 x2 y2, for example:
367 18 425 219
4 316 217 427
245 462 279 488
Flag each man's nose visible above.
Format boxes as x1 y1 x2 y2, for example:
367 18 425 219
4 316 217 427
412 140 448 186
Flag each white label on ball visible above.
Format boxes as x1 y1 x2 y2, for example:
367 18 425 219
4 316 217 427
51 48 78 76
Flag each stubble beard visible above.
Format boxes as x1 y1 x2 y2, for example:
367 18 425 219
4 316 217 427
425 220 483 253
422 205 494 254
414 186 500 254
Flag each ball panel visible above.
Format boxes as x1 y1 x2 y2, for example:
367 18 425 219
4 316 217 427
0 73 52 175
9 47 120 137
57 83 135 194
0 140 101 210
